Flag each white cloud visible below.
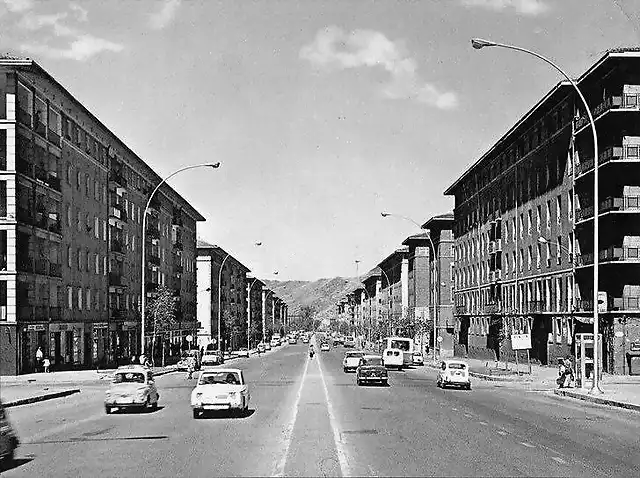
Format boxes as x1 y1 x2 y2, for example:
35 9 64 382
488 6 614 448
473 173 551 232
300 26 457 110
23 35 124 61
69 2 88 22
1 0 33 13
460 0 550 15
149 0 181 30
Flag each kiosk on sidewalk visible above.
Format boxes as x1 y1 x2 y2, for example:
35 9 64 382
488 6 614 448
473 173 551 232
575 333 602 389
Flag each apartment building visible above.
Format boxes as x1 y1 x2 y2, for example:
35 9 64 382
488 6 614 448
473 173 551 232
196 241 249 352
246 275 264 348
0 56 202 375
445 49 640 374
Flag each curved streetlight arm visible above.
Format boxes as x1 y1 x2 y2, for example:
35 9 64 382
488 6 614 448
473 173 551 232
473 38 601 393
141 162 220 356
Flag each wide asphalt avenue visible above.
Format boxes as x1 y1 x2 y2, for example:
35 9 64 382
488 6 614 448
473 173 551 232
3 337 640 477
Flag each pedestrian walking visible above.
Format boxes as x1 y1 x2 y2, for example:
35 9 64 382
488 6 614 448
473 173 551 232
35 346 44 372
556 358 568 388
186 356 195 379
43 357 50 373
563 356 575 388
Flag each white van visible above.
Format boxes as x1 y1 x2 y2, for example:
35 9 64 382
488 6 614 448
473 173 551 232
382 348 404 370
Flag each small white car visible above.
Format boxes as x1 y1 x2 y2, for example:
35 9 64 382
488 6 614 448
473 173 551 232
191 368 250 418
237 348 250 358
412 352 424 366
382 348 404 370
265 343 272 351
0 401 19 465
320 343 330 352
437 360 471 390
105 366 159 414
201 352 224 367
270 338 279 347
343 351 365 372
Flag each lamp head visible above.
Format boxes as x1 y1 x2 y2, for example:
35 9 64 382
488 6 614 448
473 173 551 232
537 236 549 244
208 162 221 169
471 38 497 50
255 242 262 246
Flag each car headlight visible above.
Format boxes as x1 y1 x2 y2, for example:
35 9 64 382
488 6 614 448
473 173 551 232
195 392 203 398
136 390 147 399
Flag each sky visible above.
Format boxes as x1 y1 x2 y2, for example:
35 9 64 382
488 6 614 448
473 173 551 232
2 0 639 281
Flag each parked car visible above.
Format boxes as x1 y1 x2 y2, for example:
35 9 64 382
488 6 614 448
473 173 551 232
237 348 250 358
412 352 424 366
320 343 330 352
436 360 471 390
201 351 224 367
270 338 279 347
257 343 266 353
344 337 356 348
288 337 297 345
105 366 160 414
265 343 272 351
302 337 309 344
0 400 19 465
343 351 365 372
356 355 388 386
191 368 250 418
382 348 404 370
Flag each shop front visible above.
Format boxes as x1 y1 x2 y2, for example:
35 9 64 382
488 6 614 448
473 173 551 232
48 322 84 370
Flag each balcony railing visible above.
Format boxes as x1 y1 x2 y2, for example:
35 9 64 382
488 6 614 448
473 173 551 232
455 305 468 315
577 246 640 265
49 263 62 278
576 299 594 312
110 308 127 320
576 196 640 221
576 141 640 176
574 95 623 130
527 301 546 314
149 253 161 266
146 225 160 239
49 306 61 321
484 302 500 315
109 205 128 223
612 297 640 311
48 129 61 146
17 256 34 273
172 216 183 227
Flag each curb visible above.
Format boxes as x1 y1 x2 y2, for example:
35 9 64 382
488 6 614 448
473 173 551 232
554 389 640 412
4 389 81 408
423 363 529 382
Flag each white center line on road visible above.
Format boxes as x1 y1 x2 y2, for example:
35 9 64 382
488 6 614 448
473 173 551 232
552 456 567 465
479 421 488 426
318 354 351 477
272 354 310 477
520 442 536 448
496 430 508 436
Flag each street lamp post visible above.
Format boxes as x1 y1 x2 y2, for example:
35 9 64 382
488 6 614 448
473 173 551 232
381 212 438 362
141 162 220 356
472 38 602 393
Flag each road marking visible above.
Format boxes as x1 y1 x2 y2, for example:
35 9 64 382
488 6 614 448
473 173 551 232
318 355 351 477
24 411 106 444
464 413 473 418
479 421 488 426
496 430 507 436
551 456 567 465
273 354 310 477
520 442 535 448
451 407 458 411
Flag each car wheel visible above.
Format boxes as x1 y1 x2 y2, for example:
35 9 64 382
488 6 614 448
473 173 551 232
145 397 153 412
357 379 362 386
382 379 389 386
343 368 347 373
466 383 472 391
105 405 112 414
193 409 200 419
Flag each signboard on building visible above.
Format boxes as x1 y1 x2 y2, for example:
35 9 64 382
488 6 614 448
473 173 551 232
26 324 46 331
511 333 532 350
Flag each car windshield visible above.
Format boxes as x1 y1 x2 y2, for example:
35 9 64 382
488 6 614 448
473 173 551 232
199 372 241 385
346 352 363 358
448 363 466 370
114 372 145 384
390 340 411 351
363 358 383 366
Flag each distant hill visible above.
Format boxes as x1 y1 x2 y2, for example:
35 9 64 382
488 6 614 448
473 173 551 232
264 277 361 323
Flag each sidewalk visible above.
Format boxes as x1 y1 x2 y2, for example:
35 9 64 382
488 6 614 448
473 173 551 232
554 382 640 412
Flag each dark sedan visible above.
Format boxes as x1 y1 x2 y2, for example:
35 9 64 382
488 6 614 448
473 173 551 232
356 355 389 386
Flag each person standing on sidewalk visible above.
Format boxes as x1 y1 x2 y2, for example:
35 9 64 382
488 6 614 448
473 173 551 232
35 347 44 372
43 357 50 373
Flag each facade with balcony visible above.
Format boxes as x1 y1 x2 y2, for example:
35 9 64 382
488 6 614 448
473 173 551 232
0 56 203 375
196 241 250 352
246 276 264 348
445 49 640 374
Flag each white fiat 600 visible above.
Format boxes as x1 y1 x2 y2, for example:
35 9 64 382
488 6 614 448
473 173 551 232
191 368 250 418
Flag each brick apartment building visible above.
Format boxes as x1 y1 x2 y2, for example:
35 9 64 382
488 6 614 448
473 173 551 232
196 241 250 352
446 49 640 374
0 56 203 375
246 275 264 348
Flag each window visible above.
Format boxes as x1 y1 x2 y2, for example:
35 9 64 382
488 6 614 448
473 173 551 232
67 205 72 227
86 251 91 272
77 248 83 270
568 191 573 221
527 246 532 270
95 254 99 274
546 200 551 230
78 287 83 310
546 243 551 268
95 217 99 238
94 180 99 201
76 170 81 190
536 243 541 269
527 210 532 235
557 237 562 265
77 210 82 232
67 287 73 309
536 205 541 232
67 163 72 184
85 174 90 196
104 256 107 276
103 220 107 241
556 196 562 225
